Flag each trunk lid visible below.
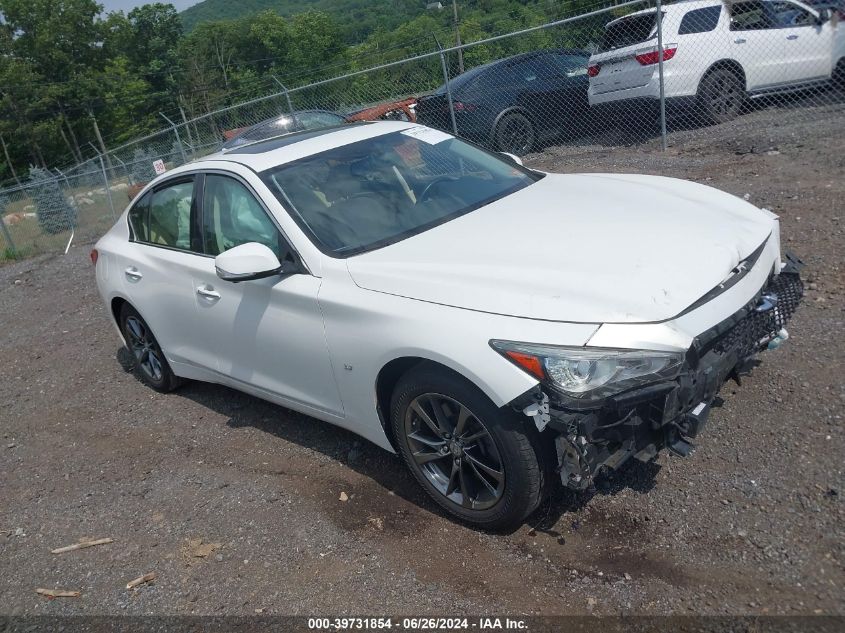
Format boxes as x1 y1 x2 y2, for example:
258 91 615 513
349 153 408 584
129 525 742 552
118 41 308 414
589 10 662 95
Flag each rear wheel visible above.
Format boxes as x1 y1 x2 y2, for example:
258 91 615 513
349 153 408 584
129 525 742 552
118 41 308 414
833 59 845 93
697 68 745 124
494 112 536 156
390 364 549 531
120 303 182 393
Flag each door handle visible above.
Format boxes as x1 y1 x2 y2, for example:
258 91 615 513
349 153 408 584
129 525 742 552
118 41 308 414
196 285 221 300
124 266 143 281
734 38 746 44
786 34 799 40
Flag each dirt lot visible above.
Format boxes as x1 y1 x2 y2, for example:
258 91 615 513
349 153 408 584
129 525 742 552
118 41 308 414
1 102 843 617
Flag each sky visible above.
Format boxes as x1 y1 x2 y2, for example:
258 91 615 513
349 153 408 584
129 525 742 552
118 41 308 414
99 0 202 13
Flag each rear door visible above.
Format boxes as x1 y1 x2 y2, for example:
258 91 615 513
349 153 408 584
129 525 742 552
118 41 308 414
120 175 219 371
589 11 661 96
529 51 591 124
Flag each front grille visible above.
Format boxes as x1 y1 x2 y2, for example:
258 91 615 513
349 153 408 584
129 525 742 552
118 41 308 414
713 272 803 359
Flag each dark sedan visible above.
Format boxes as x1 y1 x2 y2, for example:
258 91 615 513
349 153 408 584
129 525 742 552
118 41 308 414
222 110 347 149
416 49 591 155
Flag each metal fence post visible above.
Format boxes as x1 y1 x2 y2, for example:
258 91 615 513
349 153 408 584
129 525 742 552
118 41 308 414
434 36 459 136
272 76 299 127
111 155 131 185
54 167 78 254
0 209 16 257
89 143 117 220
655 0 668 151
159 112 188 164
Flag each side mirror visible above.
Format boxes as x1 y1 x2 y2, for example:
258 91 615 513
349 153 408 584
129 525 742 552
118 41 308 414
499 152 524 166
817 7 831 23
215 242 284 283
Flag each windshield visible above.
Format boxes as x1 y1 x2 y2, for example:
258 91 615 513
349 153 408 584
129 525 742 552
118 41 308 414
261 128 540 256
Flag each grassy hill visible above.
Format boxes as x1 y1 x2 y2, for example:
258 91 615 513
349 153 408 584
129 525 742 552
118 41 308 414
180 0 427 41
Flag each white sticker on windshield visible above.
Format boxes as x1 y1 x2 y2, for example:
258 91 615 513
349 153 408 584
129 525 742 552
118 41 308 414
400 126 453 145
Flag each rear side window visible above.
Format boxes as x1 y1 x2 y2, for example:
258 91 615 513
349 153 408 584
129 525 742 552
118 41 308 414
678 6 722 34
600 12 660 51
538 52 589 78
148 180 194 250
128 191 150 242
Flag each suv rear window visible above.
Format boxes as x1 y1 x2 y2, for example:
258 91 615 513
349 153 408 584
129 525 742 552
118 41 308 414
678 6 722 34
600 12 660 51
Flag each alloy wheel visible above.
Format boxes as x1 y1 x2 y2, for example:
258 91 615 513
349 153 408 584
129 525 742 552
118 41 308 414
403 393 505 510
125 316 164 382
498 115 534 155
710 75 740 116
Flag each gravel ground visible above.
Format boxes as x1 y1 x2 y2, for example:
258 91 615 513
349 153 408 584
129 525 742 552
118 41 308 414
1 102 843 617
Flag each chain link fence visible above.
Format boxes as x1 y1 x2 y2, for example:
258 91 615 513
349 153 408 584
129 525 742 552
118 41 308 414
2 0 843 263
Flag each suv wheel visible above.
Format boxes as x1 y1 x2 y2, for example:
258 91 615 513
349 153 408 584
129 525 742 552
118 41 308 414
698 69 744 124
834 59 845 93
120 303 182 393
390 364 550 531
494 112 536 156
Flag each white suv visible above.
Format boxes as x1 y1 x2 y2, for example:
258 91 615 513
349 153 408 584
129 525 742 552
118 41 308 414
587 0 845 122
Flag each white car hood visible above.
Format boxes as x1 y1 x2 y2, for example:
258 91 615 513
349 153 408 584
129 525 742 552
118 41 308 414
346 173 775 323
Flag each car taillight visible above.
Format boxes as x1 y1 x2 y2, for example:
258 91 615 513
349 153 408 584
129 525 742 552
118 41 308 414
90 249 98 265
587 64 601 78
635 46 677 66
444 101 477 113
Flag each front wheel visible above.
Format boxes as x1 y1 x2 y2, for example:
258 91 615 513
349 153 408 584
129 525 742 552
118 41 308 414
390 364 550 531
833 59 845 93
697 69 745 124
494 112 536 156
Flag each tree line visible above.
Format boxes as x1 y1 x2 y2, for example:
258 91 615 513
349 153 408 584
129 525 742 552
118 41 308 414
0 0 619 186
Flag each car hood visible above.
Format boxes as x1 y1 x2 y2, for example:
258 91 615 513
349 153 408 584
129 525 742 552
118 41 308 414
346 173 775 323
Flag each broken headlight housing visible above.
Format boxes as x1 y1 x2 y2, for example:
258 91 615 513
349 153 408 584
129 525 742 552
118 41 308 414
490 340 684 403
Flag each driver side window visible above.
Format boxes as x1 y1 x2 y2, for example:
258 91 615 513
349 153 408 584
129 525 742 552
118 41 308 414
202 174 287 260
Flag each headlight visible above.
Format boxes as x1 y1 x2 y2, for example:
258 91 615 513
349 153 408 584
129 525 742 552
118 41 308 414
490 340 684 402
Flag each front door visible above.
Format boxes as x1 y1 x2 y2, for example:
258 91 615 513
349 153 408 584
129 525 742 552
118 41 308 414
190 172 344 418
770 1 832 82
729 0 794 89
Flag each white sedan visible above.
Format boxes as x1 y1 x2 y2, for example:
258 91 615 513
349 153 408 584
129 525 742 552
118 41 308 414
93 121 803 529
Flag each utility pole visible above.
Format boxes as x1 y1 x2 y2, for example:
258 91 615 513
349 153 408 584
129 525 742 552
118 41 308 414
452 0 464 74
0 134 21 186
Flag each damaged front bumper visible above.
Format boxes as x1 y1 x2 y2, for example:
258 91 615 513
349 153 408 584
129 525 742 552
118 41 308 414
518 259 804 490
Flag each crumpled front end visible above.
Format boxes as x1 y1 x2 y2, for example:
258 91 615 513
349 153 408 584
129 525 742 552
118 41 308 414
514 254 805 490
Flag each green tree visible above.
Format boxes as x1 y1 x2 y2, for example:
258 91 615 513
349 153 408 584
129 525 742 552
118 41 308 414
28 166 76 234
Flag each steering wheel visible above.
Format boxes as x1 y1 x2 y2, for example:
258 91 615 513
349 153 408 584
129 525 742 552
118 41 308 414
419 175 460 202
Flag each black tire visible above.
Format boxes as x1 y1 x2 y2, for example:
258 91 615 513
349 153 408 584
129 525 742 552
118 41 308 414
390 363 550 531
833 59 845 93
119 303 182 393
697 68 745 124
494 112 536 156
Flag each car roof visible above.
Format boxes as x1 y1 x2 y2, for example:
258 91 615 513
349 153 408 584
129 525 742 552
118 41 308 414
221 109 346 149
439 48 591 92
174 120 419 175
606 0 724 23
